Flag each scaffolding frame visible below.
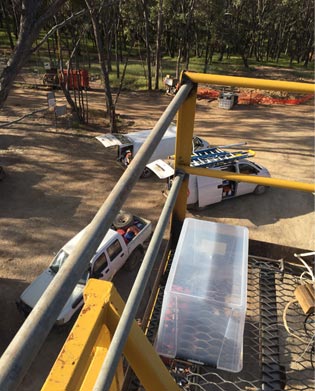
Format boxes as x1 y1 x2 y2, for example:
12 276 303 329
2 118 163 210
0 73 313 391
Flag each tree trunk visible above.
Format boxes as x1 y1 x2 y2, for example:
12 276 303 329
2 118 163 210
203 32 211 73
85 0 116 132
1 1 15 50
241 52 249 68
176 46 182 79
154 0 163 90
0 0 68 108
218 44 225 62
115 19 120 79
0 6 39 107
184 41 190 70
142 0 152 90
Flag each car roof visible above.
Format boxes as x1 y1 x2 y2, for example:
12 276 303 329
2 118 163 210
127 124 176 144
62 226 118 255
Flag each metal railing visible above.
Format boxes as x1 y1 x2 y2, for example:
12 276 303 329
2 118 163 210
172 71 315 223
0 72 314 391
0 81 193 391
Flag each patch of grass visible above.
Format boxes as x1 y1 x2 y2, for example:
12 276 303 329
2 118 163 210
10 32 314 91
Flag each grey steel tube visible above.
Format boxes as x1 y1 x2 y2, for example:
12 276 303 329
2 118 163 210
0 82 193 391
93 172 185 391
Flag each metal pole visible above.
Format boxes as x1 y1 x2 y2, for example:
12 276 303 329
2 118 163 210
180 165 315 193
93 172 185 391
184 71 315 94
0 83 193 391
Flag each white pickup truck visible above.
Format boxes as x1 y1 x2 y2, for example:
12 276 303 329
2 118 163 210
96 124 210 178
17 211 152 325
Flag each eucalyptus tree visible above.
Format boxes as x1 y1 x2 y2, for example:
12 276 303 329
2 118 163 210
120 0 154 90
285 0 314 67
161 0 196 77
141 0 152 90
250 0 273 62
85 0 117 132
194 0 224 73
0 0 68 108
154 0 163 89
0 0 16 50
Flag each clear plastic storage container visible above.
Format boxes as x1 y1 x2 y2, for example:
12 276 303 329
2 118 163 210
155 218 248 372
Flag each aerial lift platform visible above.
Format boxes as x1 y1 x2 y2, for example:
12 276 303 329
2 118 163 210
0 73 314 391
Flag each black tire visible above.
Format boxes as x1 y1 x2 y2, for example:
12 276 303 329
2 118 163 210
125 248 143 271
254 185 267 195
113 211 133 229
140 167 152 178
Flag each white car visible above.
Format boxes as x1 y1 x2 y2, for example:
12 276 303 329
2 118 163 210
17 212 152 325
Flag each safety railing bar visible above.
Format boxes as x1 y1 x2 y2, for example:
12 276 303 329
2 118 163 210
93 171 185 391
0 82 194 391
178 165 315 193
184 71 315 94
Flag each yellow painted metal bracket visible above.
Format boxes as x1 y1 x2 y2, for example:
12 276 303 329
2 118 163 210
42 279 180 391
171 72 197 240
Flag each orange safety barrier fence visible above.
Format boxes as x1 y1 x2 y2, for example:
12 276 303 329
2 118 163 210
197 88 314 105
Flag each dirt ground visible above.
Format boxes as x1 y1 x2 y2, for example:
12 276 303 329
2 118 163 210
0 70 314 390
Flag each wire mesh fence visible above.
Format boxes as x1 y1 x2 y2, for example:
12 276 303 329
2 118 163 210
164 256 315 391
129 255 314 391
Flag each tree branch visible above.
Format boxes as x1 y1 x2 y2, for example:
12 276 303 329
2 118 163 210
32 9 86 53
36 0 68 25
0 108 48 128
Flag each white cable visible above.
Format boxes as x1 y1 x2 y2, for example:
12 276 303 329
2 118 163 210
299 270 314 285
293 335 315 364
282 299 308 344
294 253 315 282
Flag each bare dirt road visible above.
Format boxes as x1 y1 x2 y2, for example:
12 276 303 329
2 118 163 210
0 73 314 389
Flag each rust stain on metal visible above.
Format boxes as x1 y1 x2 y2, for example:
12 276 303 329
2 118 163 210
67 332 75 341
82 304 93 314
57 348 67 368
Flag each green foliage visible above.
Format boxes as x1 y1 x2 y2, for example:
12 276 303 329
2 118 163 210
1 0 313 95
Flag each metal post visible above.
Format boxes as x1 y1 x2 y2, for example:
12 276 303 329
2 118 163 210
180 165 315 193
171 73 198 245
184 72 315 94
0 83 193 391
93 172 185 391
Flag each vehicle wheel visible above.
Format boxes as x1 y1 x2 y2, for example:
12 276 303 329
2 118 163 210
113 211 134 229
125 248 143 271
140 167 152 178
254 185 267 195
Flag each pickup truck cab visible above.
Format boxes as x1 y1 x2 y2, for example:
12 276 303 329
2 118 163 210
96 124 210 178
186 159 271 208
17 212 152 325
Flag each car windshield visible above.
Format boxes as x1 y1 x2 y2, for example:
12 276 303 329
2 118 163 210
50 250 89 284
49 249 69 274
